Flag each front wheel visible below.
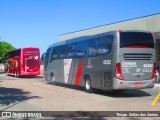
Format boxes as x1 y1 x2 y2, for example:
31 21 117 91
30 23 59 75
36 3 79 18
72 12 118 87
50 73 55 82
84 77 93 93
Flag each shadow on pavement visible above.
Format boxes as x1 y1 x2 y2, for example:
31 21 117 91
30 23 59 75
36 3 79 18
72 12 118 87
47 82 151 98
93 89 151 98
47 82 84 91
20 75 45 79
0 87 41 106
4 74 44 79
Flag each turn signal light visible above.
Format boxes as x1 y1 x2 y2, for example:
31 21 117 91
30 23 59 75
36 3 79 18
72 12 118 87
115 63 124 80
151 62 156 79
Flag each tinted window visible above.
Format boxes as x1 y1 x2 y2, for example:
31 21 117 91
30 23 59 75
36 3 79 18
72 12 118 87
50 45 66 62
44 48 51 67
84 39 97 57
66 43 76 58
97 35 113 54
75 41 85 57
120 32 154 48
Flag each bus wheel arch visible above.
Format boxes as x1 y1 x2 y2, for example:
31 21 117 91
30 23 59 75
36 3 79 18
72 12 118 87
84 75 93 93
50 72 55 82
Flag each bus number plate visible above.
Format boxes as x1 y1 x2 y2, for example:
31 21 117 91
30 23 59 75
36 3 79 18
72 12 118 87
135 82 142 86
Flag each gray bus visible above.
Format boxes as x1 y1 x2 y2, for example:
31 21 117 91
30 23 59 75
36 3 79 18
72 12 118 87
43 30 156 92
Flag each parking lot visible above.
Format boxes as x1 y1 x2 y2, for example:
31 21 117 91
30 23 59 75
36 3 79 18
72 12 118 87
0 71 159 112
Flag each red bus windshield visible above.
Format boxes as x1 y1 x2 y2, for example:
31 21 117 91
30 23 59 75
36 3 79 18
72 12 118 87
24 54 39 66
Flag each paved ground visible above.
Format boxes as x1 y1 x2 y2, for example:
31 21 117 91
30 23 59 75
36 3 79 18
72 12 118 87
0 72 160 119
0 72 159 112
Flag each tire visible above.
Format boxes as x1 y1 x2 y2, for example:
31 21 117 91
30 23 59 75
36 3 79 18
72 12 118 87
50 73 55 82
84 77 93 93
14 71 17 77
156 76 159 83
15 71 20 78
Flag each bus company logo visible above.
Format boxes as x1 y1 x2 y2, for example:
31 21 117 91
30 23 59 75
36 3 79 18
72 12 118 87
2 112 11 117
122 62 137 67
122 62 136 66
87 59 93 68
1 112 42 118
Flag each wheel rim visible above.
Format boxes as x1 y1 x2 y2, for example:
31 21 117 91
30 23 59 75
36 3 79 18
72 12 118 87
86 80 91 90
50 75 55 81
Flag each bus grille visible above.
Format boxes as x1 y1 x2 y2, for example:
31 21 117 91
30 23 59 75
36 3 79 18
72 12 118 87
123 53 152 60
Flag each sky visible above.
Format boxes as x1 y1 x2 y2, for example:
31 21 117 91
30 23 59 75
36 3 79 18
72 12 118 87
0 0 160 56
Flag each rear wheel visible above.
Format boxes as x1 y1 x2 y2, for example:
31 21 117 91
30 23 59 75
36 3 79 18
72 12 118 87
15 71 20 78
14 71 17 77
84 77 93 93
14 71 18 77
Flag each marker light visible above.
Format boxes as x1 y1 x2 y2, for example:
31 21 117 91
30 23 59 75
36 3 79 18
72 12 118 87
151 62 156 79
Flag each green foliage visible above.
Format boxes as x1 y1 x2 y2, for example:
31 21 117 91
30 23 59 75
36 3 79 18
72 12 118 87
0 41 15 63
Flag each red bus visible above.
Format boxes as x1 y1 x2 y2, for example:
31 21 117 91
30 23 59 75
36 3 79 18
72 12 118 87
5 47 40 77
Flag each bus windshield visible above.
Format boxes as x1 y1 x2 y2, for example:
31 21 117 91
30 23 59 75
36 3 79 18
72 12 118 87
120 32 154 48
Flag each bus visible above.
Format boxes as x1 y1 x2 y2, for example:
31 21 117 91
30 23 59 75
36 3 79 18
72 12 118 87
42 30 156 92
5 47 40 77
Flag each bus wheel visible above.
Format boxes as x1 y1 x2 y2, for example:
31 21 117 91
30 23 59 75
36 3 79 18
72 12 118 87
15 71 19 78
84 77 93 93
50 73 55 82
14 71 18 77
14 71 17 77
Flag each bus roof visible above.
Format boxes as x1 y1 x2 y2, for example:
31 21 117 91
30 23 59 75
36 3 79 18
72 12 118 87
49 30 151 48
6 47 40 53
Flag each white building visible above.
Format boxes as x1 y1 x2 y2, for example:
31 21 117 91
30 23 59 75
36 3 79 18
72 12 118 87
59 13 160 67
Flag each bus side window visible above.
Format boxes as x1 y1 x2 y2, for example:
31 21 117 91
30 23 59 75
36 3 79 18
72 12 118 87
50 47 58 62
75 41 85 57
84 39 97 57
45 48 51 67
97 35 113 55
66 43 76 58
41 52 46 64
58 45 66 59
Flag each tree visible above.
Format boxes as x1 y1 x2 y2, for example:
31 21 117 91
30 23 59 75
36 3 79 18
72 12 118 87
0 41 15 63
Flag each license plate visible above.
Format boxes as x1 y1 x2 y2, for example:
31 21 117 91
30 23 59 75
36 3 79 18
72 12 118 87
135 82 142 86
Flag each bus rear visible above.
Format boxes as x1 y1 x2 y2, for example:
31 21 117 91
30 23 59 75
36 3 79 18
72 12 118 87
113 30 156 89
20 47 40 76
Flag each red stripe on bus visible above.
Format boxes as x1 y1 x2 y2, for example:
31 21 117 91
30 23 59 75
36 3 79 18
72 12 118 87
75 59 82 86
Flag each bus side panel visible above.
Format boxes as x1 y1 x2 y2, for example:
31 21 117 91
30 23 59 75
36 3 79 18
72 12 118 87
47 59 65 83
67 58 81 85
68 55 113 90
